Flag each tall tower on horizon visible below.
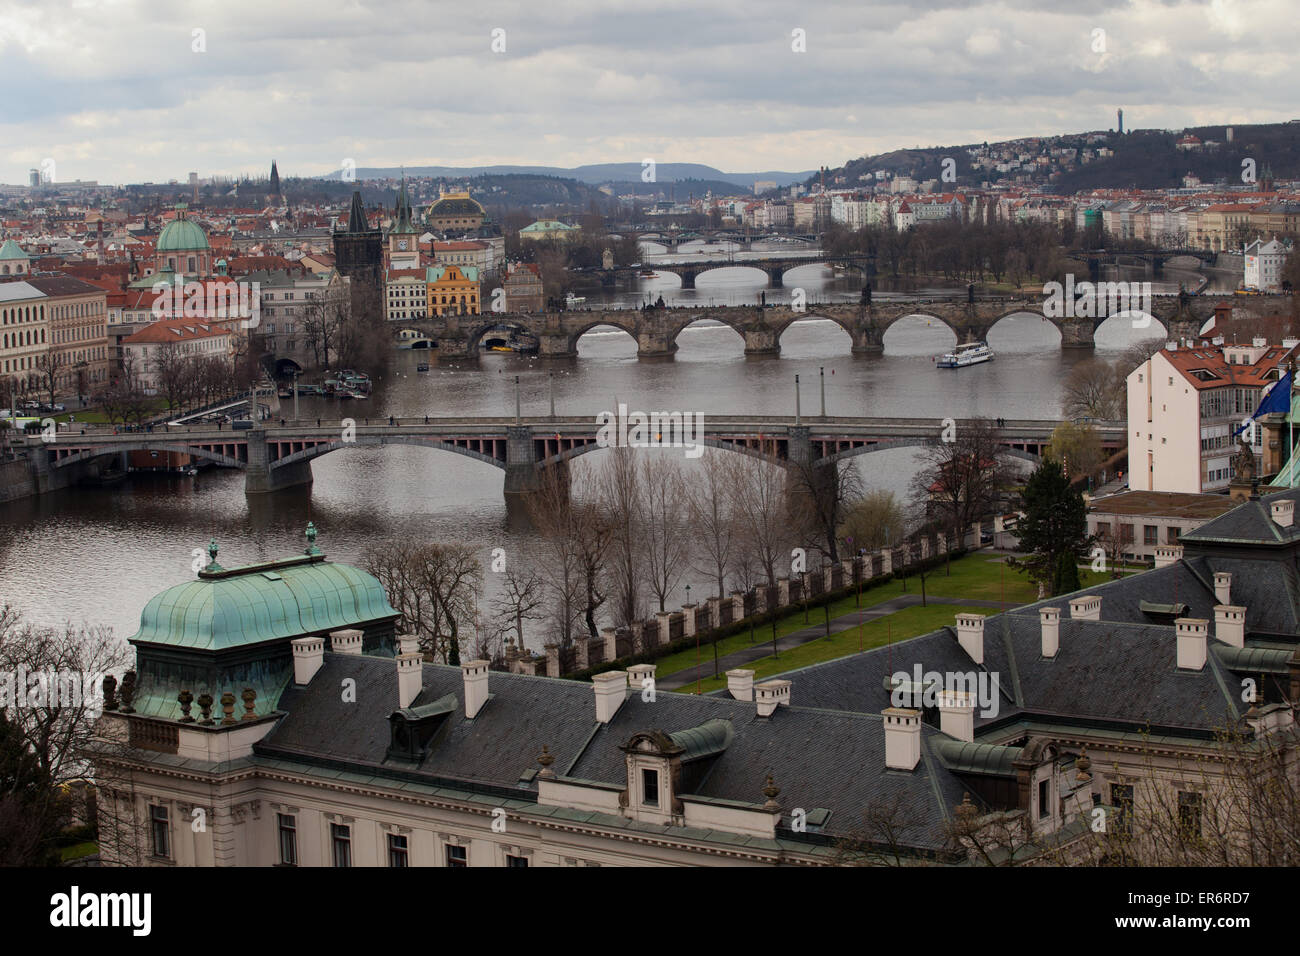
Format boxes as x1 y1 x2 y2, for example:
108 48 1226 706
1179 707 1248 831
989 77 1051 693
269 160 282 199
333 190 384 322
1117 108 1124 135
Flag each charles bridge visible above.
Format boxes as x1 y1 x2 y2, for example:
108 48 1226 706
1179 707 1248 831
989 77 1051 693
23 414 1124 498
403 293 1284 360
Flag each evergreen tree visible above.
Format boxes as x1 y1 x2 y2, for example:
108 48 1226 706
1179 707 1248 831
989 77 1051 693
1008 460 1092 597
0 709 62 866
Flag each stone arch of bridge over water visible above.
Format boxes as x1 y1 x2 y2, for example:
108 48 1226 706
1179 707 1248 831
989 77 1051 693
880 312 960 353
775 311 854 353
270 435 508 474
669 315 747 356
984 310 1063 351
569 318 640 356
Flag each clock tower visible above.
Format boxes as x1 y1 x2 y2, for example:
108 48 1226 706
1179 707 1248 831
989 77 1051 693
388 176 420 270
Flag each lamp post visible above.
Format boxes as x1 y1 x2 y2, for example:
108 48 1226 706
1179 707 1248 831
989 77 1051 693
514 375 521 425
549 371 555 419
819 366 826 417
795 374 801 425
687 584 699 695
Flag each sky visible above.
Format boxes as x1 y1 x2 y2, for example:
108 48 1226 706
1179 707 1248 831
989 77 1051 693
0 0 1296 185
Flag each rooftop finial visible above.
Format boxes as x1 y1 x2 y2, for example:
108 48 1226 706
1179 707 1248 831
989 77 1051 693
203 537 223 573
305 522 321 556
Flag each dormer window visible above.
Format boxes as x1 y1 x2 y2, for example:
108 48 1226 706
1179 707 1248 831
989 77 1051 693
642 768 660 807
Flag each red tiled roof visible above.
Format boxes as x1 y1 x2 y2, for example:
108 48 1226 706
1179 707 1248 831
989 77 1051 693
123 318 231 344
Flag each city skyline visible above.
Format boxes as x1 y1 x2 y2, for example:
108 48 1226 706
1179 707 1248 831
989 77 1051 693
1 0 1294 185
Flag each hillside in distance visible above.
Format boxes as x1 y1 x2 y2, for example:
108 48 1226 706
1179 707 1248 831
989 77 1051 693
325 162 812 189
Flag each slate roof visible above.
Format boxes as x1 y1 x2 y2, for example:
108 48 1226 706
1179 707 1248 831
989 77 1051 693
1180 486 1300 546
262 654 975 848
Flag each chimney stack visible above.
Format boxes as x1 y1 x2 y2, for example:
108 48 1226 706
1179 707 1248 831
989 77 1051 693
1213 571 1232 605
291 636 324 685
330 628 363 655
938 690 976 742
1040 606 1061 658
883 708 922 771
1213 605 1246 648
627 663 656 691
462 659 490 718
755 679 791 717
593 670 627 724
1175 618 1209 671
1069 595 1101 621
397 650 422 709
726 669 755 701
1272 499 1294 529
955 613 985 665
1153 545 1183 569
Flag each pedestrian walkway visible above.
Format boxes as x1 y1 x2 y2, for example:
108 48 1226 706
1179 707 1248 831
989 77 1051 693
658 594 1017 691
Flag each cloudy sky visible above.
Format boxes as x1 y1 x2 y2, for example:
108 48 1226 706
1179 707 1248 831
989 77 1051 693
0 0 1294 185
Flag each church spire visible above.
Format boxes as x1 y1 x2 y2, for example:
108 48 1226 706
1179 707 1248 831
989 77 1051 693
347 190 368 232
392 175 415 235
269 160 281 197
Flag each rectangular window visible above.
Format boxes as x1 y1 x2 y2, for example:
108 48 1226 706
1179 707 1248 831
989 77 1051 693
150 804 171 859
277 813 297 865
1143 525 1158 545
1178 791 1202 839
387 833 409 868
446 844 468 868
1167 527 1181 544
1038 778 1050 820
1111 783 1134 836
505 854 529 868
331 823 352 868
1120 523 1135 544
642 768 659 807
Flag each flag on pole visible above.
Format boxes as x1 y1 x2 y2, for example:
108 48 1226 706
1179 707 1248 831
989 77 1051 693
1235 370 1292 435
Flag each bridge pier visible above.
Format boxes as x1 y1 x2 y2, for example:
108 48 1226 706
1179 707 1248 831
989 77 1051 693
850 325 884 355
245 429 314 495
767 267 784 289
503 426 572 499
679 270 697 290
1059 321 1096 350
742 328 780 357
637 329 677 361
537 332 578 359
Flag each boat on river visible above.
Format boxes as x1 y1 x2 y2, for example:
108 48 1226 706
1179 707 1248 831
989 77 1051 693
937 341 994 368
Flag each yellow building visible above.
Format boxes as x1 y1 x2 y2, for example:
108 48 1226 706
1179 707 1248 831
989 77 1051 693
425 265 480 316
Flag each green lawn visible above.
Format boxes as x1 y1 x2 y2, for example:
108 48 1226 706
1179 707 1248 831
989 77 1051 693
657 553 1146 684
59 841 98 863
681 602 996 694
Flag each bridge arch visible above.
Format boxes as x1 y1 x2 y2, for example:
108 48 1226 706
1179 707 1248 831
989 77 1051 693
775 310 855 348
541 436 787 470
463 320 539 354
270 435 507 473
669 316 746 354
569 318 640 353
823 439 1042 466
985 309 1063 348
880 312 960 352
49 442 246 470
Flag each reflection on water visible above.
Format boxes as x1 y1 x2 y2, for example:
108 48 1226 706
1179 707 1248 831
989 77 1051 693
0 256 1219 645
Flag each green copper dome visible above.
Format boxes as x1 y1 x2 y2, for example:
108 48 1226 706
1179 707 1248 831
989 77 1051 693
130 554 398 651
0 239 28 261
157 217 211 253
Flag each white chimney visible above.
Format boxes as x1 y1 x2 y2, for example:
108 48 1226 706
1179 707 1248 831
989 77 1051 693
593 670 627 723
883 708 922 771
955 613 985 665
755 679 791 717
1253 336 1268 348
1069 595 1101 621
397 651 422 709
291 636 324 685
462 659 490 718
1271 499 1294 529
726 669 755 702
627 663 656 691
330 628 363 655
938 690 975 743
1175 618 1209 670
1153 545 1183 569
397 634 418 656
1214 605 1246 648
1213 571 1232 606
1040 606 1061 658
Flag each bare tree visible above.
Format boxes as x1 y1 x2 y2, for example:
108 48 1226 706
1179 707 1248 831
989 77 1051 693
1061 358 1124 420
730 447 798 587
362 540 483 665
491 564 546 656
601 447 644 631
640 455 691 613
32 344 67 411
687 450 739 602
839 489 906 553
788 457 864 562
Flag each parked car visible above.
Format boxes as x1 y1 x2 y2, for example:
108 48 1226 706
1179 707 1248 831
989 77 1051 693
231 419 255 431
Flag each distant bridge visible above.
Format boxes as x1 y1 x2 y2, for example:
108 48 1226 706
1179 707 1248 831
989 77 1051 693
404 293 1288 360
25 415 1124 498
599 253 874 289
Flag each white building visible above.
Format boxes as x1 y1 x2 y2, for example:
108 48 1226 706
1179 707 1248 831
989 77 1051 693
1126 341 1292 493
1244 238 1288 292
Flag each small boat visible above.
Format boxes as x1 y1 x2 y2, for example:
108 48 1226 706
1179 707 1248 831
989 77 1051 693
937 341 994 368
565 292 586 307
639 269 658 278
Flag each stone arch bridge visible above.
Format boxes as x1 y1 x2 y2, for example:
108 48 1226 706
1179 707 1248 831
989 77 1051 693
408 293 1277 360
26 415 1124 498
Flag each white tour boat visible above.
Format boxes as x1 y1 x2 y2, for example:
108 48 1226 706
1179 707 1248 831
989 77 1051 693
937 341 994 368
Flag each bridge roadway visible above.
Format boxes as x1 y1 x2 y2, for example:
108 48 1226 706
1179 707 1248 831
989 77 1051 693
28 415 1125 498
597 253 874 289
406 293 1289 360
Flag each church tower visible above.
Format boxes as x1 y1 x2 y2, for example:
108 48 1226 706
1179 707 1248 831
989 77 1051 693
269 160 282 200
333 191 384 321
387 177 420 270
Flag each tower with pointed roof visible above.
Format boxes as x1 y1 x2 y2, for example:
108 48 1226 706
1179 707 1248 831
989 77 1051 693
269 160 282 199
387 176 420 270
332 190 384 322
